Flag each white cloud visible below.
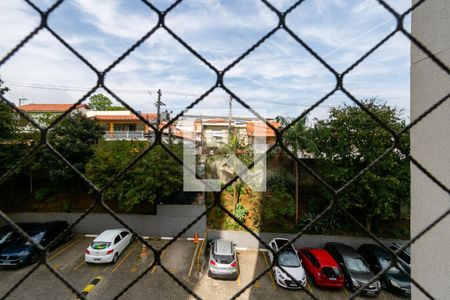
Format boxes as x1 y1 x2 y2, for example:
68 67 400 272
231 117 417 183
0 0 411 120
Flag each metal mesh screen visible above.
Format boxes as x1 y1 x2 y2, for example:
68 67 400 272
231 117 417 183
0 0 449 299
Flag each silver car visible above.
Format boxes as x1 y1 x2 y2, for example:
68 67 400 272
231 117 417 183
208 239 238 280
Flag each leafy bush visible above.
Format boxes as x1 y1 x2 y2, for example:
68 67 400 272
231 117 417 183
234 203 248 222
298 211 342 234
259 176 295 231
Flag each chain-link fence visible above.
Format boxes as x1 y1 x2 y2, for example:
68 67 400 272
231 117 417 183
0 0 449 299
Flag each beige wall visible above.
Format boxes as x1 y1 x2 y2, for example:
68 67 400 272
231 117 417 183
411 1 450 298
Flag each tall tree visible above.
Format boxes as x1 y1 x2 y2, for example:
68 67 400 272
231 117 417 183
25 113 104 197
0 76 8 96
209 130 252 212
276 116 317 223
0 77 13 140
88 94 113 111
86 143 183 211
88 93 125 111
312 98 409 231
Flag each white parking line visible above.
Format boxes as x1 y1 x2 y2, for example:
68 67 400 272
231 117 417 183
61 252 85 271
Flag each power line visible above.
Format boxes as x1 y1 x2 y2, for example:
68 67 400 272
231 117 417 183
5 81 332 108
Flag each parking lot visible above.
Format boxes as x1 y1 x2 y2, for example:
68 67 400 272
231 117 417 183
0 235 406 299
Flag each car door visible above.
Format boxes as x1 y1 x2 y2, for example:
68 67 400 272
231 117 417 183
120 231 131 247
113 234 123 255
300 250 314 276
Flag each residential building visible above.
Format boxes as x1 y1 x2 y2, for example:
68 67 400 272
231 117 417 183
17 103 89 127
86 111 157 141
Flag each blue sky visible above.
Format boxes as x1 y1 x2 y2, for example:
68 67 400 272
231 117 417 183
0 0 411 121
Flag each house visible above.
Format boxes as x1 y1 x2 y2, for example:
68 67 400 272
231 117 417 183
201 118 248 147
246 120 280 146
17 103 89 126
86 111 157 141
173 117 280 152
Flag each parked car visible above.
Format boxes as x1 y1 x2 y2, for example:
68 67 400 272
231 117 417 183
387 242 411 272
208 239 238 280
299 248 345 289
0 221 73 267
0 223 41 252
324 242 381 296
85 229 133 264
358 244 411 296
268 238 306 289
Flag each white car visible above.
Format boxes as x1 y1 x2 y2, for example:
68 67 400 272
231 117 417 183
85 229 133 264
268 238 307 289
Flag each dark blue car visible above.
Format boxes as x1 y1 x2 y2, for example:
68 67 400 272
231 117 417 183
0 223 41 252
0 221 73 267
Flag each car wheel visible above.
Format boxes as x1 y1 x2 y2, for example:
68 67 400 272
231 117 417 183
112 253 119 264
31 253 39 264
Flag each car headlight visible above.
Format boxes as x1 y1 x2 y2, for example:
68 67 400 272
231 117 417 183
390 279 400 288
351 278 360 287
276 269 288 280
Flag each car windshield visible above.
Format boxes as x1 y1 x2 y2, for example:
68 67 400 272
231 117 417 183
345 257 370 273
24 231 45 245
213 254 234 264
0 231 12 244
278 249 301 268
379 257 402 274
322 266 341 278
91 242 111 250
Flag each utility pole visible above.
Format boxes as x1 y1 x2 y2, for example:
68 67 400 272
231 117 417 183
154 89 166 140
228 95 232 142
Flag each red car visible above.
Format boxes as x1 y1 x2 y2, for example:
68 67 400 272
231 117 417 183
299 248 345 288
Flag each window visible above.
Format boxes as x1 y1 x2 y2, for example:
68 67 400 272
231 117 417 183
308 252 320 268
120 231 129 239
91 242 111 250
114 235 121 245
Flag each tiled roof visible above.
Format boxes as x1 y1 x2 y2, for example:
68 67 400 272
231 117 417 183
17 103 89 112
93 113 157 121
203 118 228 123
246 121 280 137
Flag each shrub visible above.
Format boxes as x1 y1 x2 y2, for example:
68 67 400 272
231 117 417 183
234 203 248 222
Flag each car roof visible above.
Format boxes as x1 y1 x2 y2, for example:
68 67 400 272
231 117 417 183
94 229 127 242
307 248 339 266
272 238 290 249
326 242 360 258
213 239 233 255
360 244 391 258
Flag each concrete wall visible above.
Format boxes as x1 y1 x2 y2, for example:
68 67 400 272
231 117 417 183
5 205 206 238
411 1 450 299
208 229 407 249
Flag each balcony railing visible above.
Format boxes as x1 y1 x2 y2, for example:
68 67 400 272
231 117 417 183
104 131 147 141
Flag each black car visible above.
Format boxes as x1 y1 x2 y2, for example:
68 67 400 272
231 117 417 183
0 221 73 267
325 242 381 296
358 244 411 296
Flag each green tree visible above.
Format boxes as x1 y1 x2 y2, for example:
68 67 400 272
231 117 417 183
0 76 8 96
88 93 125 111
26 113 104 198
312 98 410 231
275 116 317 223
86 142 183 211
0 77 13 140
211 130 252 212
